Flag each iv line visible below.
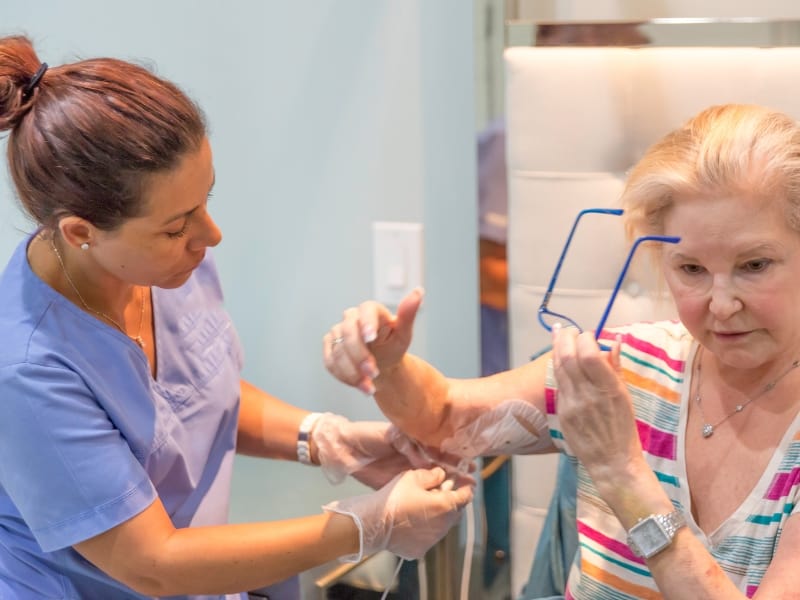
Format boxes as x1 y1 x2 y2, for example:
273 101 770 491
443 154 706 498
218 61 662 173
380 499 475 600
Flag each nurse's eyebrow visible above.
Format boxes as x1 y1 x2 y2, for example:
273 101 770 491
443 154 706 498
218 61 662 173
160 174 216 226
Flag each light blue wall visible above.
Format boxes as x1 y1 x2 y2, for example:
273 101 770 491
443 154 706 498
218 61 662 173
0 0 479 526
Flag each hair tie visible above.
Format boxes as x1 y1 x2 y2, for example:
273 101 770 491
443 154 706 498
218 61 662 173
22 62 48 101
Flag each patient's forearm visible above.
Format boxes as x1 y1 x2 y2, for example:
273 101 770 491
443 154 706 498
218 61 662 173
372 354 452 445
373 353 553 456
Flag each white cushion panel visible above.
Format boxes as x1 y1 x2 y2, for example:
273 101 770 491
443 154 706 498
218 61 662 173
629 48 800 158
751 48 800 114
512 453 562 510
509 284 553 368
510 499 550 599
509 454 570 599
505 47 635 172
508 174 628 286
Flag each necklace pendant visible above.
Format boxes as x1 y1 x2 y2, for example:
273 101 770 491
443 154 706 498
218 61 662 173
133 336 145 350
702 424 714 438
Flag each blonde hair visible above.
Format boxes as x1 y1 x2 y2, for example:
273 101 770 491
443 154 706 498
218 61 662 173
621 104 800 242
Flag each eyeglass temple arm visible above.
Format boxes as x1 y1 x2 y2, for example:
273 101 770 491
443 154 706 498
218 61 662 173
541 208 624 303
592 235 681 341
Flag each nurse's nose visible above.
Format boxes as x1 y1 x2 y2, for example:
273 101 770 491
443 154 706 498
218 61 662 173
189 210 222 251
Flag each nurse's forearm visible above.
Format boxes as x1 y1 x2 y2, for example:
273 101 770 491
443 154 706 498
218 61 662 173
76 502 358 596
148 514 358 595
236 379 309 460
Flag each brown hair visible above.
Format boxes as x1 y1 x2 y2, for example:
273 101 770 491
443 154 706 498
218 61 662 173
621 104 800 243
0 35 207 230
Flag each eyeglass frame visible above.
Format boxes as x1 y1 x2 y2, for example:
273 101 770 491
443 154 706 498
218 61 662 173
536 207 680 346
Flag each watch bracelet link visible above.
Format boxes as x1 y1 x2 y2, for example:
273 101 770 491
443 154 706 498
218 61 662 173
661 510 686 536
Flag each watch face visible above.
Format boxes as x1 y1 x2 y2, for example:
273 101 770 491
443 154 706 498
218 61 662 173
631 517 668 557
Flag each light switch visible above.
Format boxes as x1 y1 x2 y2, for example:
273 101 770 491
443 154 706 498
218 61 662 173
372 221 423 306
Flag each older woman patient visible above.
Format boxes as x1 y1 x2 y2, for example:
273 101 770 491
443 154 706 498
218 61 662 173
324 103 800 599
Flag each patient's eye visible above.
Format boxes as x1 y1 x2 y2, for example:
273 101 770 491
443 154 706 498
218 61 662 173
742 258 771 273
680 264 704 275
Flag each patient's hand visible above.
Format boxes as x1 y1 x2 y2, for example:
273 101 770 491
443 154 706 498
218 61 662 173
323 288 423 396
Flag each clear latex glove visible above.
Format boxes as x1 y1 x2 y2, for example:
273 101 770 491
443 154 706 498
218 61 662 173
439 398 552 458
323 466 474 562
312 413 436 489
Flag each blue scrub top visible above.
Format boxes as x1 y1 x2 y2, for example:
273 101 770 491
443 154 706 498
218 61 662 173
0 235 245 599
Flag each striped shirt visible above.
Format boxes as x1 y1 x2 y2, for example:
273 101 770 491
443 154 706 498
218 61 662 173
545 321 800 599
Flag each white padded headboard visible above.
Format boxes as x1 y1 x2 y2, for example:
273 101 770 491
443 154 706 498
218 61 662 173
506 46 800 598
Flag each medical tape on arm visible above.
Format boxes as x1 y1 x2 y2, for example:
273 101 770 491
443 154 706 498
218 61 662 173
439 398 551 458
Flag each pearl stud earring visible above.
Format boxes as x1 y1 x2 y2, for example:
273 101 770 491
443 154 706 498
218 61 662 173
80 242 89 251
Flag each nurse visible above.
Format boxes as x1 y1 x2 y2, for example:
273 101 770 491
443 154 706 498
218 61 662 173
0 35 472 599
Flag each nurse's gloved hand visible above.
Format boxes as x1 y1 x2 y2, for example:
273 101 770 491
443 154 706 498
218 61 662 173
323 466 474 562
312 413 434 489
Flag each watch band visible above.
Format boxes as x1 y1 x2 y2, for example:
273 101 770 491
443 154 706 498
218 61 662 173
659 510 685 539
297 412 323 465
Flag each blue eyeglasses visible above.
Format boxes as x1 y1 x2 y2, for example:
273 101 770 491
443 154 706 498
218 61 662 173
537 208 680 346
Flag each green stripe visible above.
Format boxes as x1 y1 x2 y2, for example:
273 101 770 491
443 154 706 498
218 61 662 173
655 471 680 487
621 349 683 384
749 504 794 525
580 541 651 577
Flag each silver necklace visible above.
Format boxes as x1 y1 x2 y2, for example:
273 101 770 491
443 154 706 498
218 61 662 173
50 238 146 349
694 347 800 438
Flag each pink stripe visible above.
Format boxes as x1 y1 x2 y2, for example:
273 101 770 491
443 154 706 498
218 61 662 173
636 419 677 460
577 519 645 565
546 387 557 415
765 465 800 500
746 584 758 598
599 329 685 373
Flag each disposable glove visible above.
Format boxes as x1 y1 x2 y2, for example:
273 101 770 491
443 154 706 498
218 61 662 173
312 413 436 489
323 466 474 562
439 398 552 458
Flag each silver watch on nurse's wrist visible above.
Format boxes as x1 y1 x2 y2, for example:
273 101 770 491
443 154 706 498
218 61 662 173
626 510 686 559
